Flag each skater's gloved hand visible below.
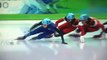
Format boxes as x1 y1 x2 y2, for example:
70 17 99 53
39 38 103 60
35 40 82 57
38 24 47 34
80 36 85 43
62 42 67 44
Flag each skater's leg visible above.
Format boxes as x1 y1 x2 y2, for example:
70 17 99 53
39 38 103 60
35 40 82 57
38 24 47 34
16 27 43 40
93 28 107 38
93 32 103 38
31 30 53 40
37 31 53 39
68 28 81 37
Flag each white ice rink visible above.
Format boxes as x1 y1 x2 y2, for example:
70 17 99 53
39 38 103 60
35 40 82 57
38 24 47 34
0 20 107 60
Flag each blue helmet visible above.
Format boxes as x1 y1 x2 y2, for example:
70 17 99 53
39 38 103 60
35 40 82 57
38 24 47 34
42 18 51 25
66 13 75 21
80 14 89 21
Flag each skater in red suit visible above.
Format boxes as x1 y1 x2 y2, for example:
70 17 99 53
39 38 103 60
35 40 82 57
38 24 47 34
69 14 105 42
54 13 79 36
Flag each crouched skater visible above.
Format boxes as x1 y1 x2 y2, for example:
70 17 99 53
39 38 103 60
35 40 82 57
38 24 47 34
16 18 67 44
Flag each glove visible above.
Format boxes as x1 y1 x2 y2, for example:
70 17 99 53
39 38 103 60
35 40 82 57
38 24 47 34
62 42 67 44
80 36 85 43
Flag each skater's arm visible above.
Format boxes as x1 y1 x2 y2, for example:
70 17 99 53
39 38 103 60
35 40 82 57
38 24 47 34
99 24 105 32
55 18 64 26
30 22 42 31
55 28 67 44
93 22 105 38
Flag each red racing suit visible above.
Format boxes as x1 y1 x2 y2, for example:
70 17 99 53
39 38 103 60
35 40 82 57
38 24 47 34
55 18 79 34
77 17 105 36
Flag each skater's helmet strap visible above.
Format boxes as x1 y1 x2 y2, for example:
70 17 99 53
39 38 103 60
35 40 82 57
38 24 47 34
80 14 89 21
65 13 75 22
42 18 51 25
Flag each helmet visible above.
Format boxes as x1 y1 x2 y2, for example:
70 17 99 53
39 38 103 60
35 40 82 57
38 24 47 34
80 14 89 21
42 18 51 25
66 13 75 22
